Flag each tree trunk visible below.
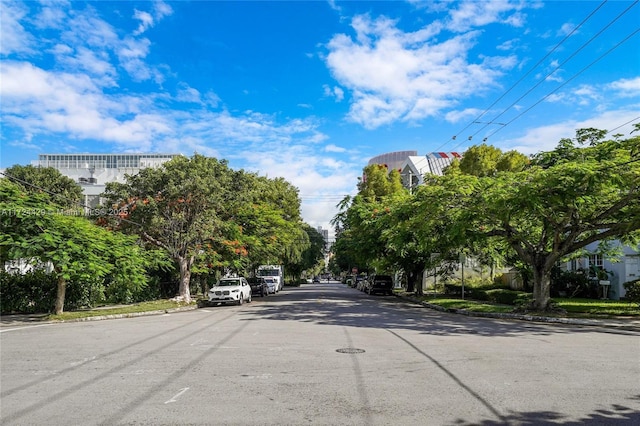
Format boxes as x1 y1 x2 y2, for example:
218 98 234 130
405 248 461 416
405 272 415 293
177 256 192 303
413 266 425 296
55 275 66 315
531 263 551 311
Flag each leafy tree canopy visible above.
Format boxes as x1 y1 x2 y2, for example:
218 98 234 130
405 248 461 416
0 179 148 314
3 164 83 208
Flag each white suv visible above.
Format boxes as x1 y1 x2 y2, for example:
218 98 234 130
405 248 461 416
208 277 252 305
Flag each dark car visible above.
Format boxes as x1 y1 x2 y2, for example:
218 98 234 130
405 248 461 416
365 274 394 295
247 277 269 297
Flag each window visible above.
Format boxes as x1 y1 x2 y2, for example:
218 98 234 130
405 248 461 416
588 254 603 269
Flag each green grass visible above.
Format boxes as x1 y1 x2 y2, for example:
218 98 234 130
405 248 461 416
45 293 640 321
395 290 640 318
420 298 514 313
48 299 195 321
553 298 640 317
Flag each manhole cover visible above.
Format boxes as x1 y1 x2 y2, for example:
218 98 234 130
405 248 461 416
336 348 365 354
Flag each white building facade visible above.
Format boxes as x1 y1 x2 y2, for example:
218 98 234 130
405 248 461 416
399 152 462 190
562 242 640 300
33 153 180 208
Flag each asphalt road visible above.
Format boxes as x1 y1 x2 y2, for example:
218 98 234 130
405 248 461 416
1 282 639 425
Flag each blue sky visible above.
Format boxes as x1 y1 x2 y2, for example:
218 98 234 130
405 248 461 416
1 1 639 235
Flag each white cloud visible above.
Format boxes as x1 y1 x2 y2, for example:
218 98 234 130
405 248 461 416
557 22 576 37
546 79 638 107
327 0 342 13
609 77 640 97
34 1 69 30
496 38 520 51
117 37 153 81
176 83 202 104
445 0 527 32
0 61 168 148
204 91 221 108
498 108 640 155
133 10 154 36
38 4 166 83
133 0 173 35
323 84 344 102
0 1 35 55
445 108 484 123
325 14 511 128
325 144 347 153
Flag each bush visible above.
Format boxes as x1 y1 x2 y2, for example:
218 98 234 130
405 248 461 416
441 283 528 305
484 289 530 305
469 288 490 301
0 270 56 313
0 270 106 313
623 279 640 303
550 269 597 298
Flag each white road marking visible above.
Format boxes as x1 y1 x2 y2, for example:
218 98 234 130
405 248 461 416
241 374 272 379
69 356 96 366
0 323 57 333
164 387 189 404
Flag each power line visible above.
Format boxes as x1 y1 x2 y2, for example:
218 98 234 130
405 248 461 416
471 0 638 145
436 0 609 152
607 116 640 135
484 26 640 140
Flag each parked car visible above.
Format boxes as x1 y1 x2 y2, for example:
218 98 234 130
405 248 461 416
365 274 394 295
313 277 321 283
356 276 368 291
247 277 269 297
263 277 278 294
208 277 251 305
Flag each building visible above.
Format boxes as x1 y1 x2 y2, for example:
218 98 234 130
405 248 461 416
400 152 462 190
317 226 329 245
32 153 180 208
368 151 418 174
367 151 462 191
562 242 640 300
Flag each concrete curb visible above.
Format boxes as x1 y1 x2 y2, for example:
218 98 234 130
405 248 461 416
0 305 200 327
56 305 200 323
397 294 640 332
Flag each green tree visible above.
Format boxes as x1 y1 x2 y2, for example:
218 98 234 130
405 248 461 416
102 155 252 303
0 179 148 314
358 164 405 199
288 224 324 282
461 130 640 310
459 144 529 176
332 165 407 276
496 150 530 172
459 144 503 177
3 164 84 208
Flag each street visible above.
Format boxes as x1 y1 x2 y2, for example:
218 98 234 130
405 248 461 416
1 281 639 425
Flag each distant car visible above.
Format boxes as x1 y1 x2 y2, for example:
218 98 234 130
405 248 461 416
365 274 394 295
208 277 251 305
263 277 278 294
313 277 321 283
247 277 269 297
356 276 368 291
